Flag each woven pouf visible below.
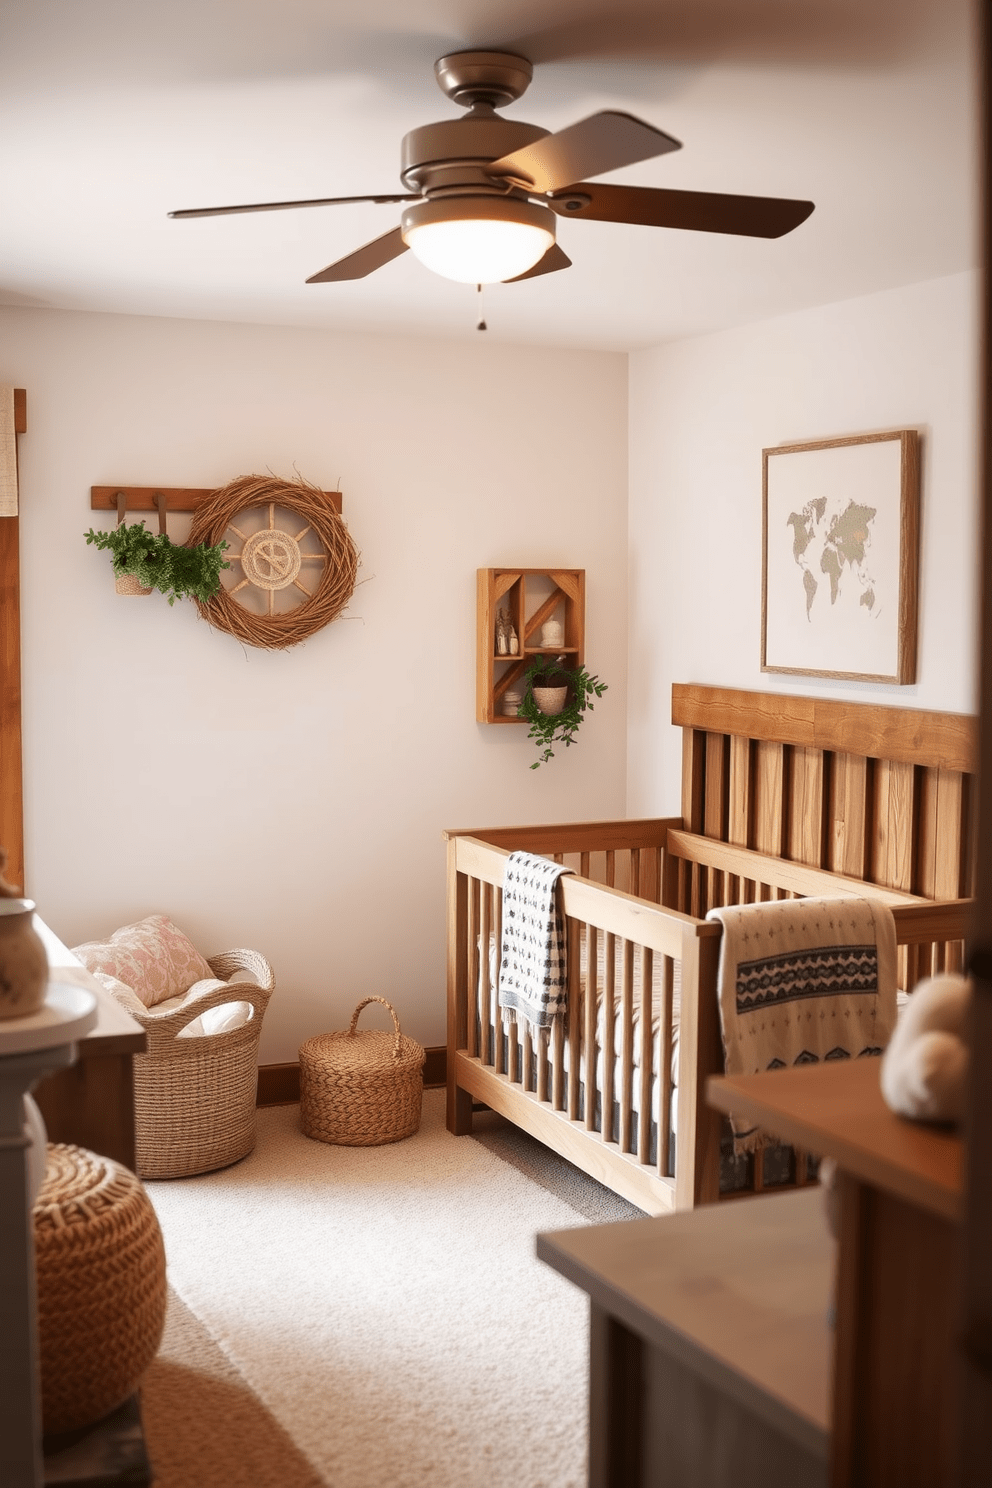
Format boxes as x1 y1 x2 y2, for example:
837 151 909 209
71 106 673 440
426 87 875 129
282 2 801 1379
33 1144 167 1434
300 996 425 1146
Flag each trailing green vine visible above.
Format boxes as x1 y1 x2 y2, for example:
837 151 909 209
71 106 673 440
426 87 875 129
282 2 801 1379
518 654 608 768
84 522 230 605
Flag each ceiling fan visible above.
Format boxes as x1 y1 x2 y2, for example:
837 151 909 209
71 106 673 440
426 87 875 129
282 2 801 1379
169 50 815 287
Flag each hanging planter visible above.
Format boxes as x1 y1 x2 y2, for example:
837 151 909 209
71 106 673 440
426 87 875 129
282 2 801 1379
115 570 152 597
519 655 608 768
84 521 230 605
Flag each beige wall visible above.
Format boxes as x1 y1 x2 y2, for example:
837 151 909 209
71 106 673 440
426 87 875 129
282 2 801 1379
627 270 980 816
2 306 628 1059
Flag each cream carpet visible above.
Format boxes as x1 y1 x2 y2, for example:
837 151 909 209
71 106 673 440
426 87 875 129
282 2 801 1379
144 1091 643 1488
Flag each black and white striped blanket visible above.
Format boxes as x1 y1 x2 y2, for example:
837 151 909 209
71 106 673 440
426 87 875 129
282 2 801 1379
497 852 575 1034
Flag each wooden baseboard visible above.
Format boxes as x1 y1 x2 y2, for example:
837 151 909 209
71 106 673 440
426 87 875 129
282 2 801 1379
257 1047 447 1107
256 1062 301 1106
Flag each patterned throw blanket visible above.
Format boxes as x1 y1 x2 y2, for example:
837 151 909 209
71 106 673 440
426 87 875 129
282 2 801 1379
706 895 898 1152
498 852 575 1035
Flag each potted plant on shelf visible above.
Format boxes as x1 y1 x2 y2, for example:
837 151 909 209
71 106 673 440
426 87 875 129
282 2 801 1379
519 654 608 768
84 522 230 604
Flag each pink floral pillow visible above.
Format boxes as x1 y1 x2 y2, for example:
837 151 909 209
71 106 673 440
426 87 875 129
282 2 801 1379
72 915 214 1009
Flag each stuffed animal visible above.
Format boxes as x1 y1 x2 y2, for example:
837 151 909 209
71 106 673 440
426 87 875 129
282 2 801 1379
880 972 971 1124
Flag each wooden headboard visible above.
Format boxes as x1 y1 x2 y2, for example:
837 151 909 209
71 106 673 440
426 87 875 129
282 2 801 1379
673 685 976 902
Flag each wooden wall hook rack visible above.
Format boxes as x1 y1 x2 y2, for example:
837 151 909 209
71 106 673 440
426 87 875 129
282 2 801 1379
90 486 343 514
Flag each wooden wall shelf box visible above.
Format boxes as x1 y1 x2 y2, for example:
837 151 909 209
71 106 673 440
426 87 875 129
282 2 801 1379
476 567 585 724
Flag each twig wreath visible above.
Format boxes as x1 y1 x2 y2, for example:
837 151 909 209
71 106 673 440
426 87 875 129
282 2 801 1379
187 473 360 649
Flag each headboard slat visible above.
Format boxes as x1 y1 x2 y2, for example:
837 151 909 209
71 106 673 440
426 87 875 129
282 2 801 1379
754 739 786 856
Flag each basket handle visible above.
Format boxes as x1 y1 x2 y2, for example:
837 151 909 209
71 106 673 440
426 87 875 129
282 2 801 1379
349 995 403 1059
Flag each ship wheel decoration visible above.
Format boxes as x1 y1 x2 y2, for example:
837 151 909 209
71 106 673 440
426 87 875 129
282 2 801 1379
187 474 359 649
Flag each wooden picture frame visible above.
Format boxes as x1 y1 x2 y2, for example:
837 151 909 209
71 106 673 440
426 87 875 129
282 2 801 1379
761 430 920 683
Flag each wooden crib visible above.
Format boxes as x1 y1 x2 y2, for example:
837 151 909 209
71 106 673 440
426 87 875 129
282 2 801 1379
445 686 976 1214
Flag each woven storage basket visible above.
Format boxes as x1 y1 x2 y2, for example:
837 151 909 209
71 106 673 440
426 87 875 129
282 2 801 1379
300 996 425 1146
112 947 275 1181
33 1144 167 1434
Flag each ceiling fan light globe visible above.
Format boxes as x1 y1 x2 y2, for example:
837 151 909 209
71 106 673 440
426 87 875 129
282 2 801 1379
401 197 555 284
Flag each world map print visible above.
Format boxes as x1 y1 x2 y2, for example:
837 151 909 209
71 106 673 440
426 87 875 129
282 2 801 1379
763 436 906 680
785 495 879 623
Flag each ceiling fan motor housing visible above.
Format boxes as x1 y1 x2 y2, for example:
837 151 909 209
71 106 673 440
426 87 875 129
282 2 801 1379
400 116 550 197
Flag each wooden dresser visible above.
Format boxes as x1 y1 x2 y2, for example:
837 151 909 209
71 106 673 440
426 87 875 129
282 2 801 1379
31 920 145 1169
539 1186 832 1487
709 1059 962 1487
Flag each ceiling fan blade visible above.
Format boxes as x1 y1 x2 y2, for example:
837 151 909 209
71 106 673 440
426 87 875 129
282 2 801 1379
549 183 814 238
306 227 409 283
169 194 418 220
503 244 573 282
487 111 681 194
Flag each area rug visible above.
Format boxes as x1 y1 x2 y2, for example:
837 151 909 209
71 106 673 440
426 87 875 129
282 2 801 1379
142 1286 324 1488
145 1091 641 1488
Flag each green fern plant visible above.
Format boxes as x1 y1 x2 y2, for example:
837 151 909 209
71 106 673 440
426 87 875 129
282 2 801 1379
84 522 230 605
518 654 608 768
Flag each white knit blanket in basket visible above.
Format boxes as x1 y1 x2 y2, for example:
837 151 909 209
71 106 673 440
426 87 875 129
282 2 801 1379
706 895 898 1152
498 852 575 1036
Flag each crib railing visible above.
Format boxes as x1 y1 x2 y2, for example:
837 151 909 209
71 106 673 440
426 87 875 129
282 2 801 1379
664 829 970 988
447 824 706 1213
445 820 975 1214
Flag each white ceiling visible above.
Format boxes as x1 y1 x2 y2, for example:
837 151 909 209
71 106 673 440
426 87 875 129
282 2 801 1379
1 0 979 351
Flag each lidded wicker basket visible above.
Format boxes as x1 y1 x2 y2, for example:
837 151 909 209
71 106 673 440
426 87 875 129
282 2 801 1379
299 996 425 1146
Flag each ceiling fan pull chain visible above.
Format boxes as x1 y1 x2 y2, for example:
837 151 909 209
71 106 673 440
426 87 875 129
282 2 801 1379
476 283 487 332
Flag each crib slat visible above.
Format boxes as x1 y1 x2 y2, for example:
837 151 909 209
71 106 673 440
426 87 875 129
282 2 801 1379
638 947 653 1165
552 1018 565 1111
508 1017 519 1084
536 1027 549 1102
580 851 590 880
788 745 827 868
754 740 787 857
494 887 504 1074
682 726 706 833
584 924 598 1131
678 857 691 915
728 734 752 848
657 954 675 1180
831 752 870 880
467 875 479 1059
619 938 634 1155
637 847 659 904
874 758 916 892
602 932 616 1144
704 731 729 844
479 882 492 1067
523 1025 534 1095
567 917 581 1121
605 850 616 888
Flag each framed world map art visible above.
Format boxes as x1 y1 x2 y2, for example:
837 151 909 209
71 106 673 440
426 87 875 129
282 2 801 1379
761 429 920 683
